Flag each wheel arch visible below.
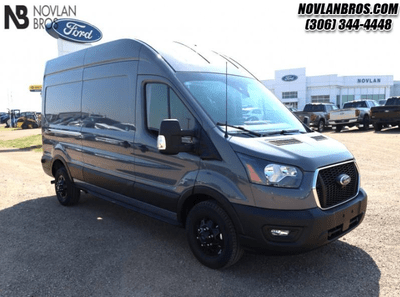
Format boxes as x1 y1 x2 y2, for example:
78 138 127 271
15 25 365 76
51 155 72 180
177 186 245 235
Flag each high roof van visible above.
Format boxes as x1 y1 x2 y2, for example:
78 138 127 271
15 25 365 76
41 39 367 269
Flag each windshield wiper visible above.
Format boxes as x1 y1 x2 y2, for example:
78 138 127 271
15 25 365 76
262 129 301 136
216 122 262 137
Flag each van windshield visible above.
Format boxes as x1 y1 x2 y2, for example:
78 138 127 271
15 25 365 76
177 73 306 135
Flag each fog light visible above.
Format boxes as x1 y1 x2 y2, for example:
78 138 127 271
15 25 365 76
271 229 290 236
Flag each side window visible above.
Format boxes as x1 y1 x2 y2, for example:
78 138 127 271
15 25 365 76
45 82 82 125
146 84 169 131
146 83 195 133
82 76 135 132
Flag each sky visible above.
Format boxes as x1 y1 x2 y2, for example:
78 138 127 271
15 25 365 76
1 0 399 112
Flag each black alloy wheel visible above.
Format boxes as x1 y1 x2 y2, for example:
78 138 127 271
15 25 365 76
54 167 80 206
186 200 243 269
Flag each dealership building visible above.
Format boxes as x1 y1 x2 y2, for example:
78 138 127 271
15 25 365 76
262 68 400 110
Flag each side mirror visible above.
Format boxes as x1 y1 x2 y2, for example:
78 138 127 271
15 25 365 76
157 119 194 155
303 116 310 126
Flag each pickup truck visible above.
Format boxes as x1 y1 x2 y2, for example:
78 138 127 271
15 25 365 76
371 97 400 131
294 103 337 132
329 100 376 132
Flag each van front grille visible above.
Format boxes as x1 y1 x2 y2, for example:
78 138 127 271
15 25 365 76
316 161 359 209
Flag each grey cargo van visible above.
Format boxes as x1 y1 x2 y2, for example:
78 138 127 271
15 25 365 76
41 39 367 269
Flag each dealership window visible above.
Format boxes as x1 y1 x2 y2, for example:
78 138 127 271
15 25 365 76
361 94 385 102
146 83 195 133
282 91 298 99
342 95 355 105
311 95 330 103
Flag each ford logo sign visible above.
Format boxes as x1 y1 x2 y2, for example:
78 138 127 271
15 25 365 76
336 174 351 187
282 75 298 82
46 18 102 43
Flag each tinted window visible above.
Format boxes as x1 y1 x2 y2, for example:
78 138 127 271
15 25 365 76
45 82 82 125
344 101 367 108
146 84 169 131
304 105 324 112
82 76 135 132
146 83 195 132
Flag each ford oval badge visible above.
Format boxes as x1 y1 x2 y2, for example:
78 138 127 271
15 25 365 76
282 75 298 82
337 174 351 187
46 18 102 43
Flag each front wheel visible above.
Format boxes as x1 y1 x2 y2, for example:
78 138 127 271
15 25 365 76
54 167 80 206
186 201 243 269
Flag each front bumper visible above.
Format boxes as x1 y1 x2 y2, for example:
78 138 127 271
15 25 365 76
233 188 367 254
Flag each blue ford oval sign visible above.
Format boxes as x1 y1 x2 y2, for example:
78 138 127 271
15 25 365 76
282 75 298 82
46 18 102 43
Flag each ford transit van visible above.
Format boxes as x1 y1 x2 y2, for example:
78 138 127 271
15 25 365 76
41 39 367 269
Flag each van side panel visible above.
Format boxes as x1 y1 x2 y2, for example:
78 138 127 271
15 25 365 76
80 61 138 196
42 67 84 180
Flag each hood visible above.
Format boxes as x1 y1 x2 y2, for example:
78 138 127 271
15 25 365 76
229 132 353 172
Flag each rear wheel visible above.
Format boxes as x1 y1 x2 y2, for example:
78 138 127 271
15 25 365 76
335 125 343 132
361 115 370 130
317 119 325 132
186 200 243 269
373 123 382 132
54 167 80 206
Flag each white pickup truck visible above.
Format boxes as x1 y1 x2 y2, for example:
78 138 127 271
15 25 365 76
329 100 377 132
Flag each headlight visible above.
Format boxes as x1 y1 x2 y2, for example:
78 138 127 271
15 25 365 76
264 164 301 188
238 153 303 188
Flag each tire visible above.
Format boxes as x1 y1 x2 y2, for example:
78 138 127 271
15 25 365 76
361 115 370 131
373 123 382 132
335 125 343 132
317 119 325 132
186 200 243 269
54 167 80 206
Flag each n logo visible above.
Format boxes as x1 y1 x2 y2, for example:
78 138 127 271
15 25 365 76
4 5 29 29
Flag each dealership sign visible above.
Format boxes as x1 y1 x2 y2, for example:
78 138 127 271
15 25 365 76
45 18 102 43
282 75 298 82
357 78 382 83
29 85 42 92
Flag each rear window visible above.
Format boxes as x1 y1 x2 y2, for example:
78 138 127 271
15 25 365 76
344 101 367 108
387 98 400 106
304 105 325 112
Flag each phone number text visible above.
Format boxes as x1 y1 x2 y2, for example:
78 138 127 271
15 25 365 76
305 18 393 31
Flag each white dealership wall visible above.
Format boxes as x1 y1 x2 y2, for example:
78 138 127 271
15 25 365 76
262 68 399 110
57 39 91 56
